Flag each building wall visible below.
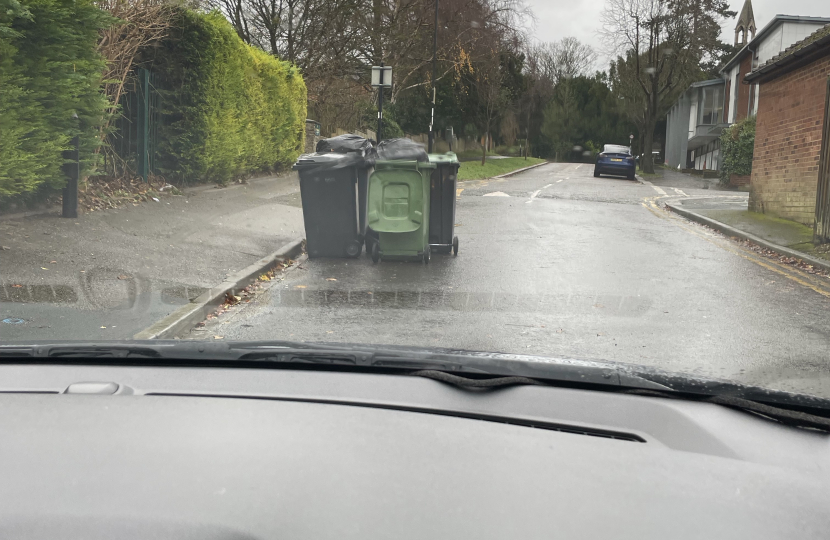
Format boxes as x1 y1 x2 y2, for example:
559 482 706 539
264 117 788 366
749 55 830 225
665 96 691 168
736 54 754 121
728 65 740 123
756 26 783 66
690 139 721 171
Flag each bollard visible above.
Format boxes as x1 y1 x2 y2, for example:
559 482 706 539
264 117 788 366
62 135 79 218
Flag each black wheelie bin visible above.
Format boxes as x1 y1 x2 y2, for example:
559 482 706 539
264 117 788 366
292 134 373 258
427 152 461 255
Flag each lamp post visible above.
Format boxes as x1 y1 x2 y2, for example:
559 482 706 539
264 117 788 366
428 0 438 153
371 64 392 142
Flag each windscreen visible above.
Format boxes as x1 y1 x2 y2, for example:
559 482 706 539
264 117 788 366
3 0 830 410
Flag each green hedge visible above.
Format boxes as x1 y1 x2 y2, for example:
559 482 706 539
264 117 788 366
0 0 109 199
719 116 755 183
152 10 307 185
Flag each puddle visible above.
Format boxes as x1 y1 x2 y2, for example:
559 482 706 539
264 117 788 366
267 288 652 316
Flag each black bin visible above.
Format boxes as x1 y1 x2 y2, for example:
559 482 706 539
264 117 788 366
427 152 461 255
316 135 374 245
293 143 370 258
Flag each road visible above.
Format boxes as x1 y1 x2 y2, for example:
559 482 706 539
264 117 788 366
192 162 830 397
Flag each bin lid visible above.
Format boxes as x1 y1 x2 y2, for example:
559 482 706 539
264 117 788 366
292 152 361 171
428 152 460 166
369 138 429 164
316 134 372 156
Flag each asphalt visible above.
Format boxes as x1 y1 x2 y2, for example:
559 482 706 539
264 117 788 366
190 163 830 399
1 174 305 340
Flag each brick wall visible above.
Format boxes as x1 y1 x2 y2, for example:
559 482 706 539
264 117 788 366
735 55 753 122
749 55 830 225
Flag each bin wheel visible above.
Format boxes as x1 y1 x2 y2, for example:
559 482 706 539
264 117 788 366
452 236 459 256
423 249 430 264
346 240 362 258
371 242 380 264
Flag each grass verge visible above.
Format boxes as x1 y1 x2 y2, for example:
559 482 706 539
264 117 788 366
457 157 546 181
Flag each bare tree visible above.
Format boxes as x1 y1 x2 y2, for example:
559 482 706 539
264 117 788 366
467 48 508 165
600 0 732 173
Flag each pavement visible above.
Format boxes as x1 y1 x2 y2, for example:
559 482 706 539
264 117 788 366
188 163 830 399
0 174 305 340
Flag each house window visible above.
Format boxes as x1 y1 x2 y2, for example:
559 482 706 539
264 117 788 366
701 86 724 125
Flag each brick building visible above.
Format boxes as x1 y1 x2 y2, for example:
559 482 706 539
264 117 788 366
745 24 830 230
663 3 830 172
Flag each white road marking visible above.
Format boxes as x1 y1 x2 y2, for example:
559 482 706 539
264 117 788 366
543 184 552 188
638 177 667 196
673 188 688 197
483 191 509 197
526 189 542 204
556 179 563 183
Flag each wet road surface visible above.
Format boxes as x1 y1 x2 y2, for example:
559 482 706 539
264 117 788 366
191 163 830 398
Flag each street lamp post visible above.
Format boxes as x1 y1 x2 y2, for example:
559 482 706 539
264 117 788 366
371 64 392 142
428 0 438 153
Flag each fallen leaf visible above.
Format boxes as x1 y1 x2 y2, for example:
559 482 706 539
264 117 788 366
326 278 337 281
11 284 23 288
41 267 48 270
100 326 107 329
117 274 129 280
214 335 224 340
295 285 307 289
50 260 57 264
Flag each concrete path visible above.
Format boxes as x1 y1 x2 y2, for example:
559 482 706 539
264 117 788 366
1 174 305 340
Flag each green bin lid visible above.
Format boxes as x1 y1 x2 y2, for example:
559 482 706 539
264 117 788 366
373 159 436 170
428 152 460 166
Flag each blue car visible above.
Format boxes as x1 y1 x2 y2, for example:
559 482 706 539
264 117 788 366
594 144 636 180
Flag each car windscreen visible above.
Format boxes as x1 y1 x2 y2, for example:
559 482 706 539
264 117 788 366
603 145 631 155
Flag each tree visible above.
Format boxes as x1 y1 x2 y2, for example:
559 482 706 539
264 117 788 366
520 37 595 158
1 0 110 199
541 79 581 161
207 0 531 138
600 0 734 173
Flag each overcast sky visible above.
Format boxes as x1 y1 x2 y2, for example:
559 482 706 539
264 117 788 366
525 0 829 69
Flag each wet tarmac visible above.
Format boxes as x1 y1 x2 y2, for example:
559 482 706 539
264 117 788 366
191 163 830 399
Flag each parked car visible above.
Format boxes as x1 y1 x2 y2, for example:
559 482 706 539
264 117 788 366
594 144 636 180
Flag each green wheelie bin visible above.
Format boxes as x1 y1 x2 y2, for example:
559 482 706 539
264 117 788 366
366 140 436 264
427 152 461 255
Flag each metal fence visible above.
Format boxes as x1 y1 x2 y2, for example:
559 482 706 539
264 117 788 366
110 68 162 182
